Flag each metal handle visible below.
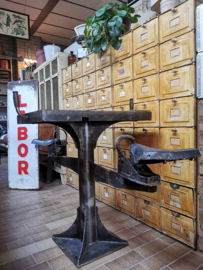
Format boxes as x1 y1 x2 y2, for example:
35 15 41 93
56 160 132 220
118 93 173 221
172 69 178 74
143 102 147 107
141 51 146 55
119 83 124 88
172 99 178 104
142 24 146 28
171 38 177 44
172 128 178 133
143 128 148 132
119 61 123 65
171 8 177 13
13 91 28 119
142 77 147 82
115 135 135 155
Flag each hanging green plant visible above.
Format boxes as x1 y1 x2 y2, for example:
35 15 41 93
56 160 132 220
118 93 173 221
84 3 140 54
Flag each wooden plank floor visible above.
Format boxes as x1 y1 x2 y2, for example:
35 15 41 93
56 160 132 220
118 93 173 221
0 157 203 270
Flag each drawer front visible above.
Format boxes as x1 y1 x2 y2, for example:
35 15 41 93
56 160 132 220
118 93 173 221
113 81 133 106
67 143 77 158
114 148 130 169
161 207 195 247
84 92 96 110
67 170 74 186
113 105 133 127
96 46 111 70
160 32 195 71
159 0 194 43
94 147 98 164
83 72 96 92
116 190 136 216
133 46 159 79
160 96 195 127
72 61 83 79
114 128 134 148
63 97 73 110
67 133 73 143
73 95 84 110
63 66 71 83
83 53 95 75
96 66 112 89
72 78 83 96
134 101 159 127
98 147 114 168
136 198 161 229
160 65 195 99
134 74 159 103
113 57 133 84
112 32 132 63
133 18 159 54
161 182 194 217
100 184 115 206
63 82 72 98
160 127 195 149
97 128 113 147
97 87 112 108
161 160 195 188
137 186 161 204
95 182 100 199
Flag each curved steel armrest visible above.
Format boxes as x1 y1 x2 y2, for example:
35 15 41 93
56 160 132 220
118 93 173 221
13 91 28 119
32 138 60 146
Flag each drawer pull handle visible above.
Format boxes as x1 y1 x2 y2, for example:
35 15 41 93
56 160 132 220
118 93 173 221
103 149 107 152
141 24 146 28
171 38 178 44
100 69 104 73
172 128 178 133
86 56 89 61
87 75 90 79
75 79 78 83
142 77 147 82
119 61 123 65
119 83 124 87
144 200 150 205
143 103 147 107
101 89 105 92
142 128 148 132
171 8 178 13
172 99 178 103
172 69 178 74
120 128 125 131
120 106 124 110
172 211 180 218
75 62 78 67
141 51 146 55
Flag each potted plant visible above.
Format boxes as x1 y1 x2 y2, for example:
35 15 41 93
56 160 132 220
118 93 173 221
84 3 140 54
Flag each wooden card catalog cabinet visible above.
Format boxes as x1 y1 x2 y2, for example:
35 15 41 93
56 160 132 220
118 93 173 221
97 87 112 108
161 207 195 247
136 198 161 229
83 53 95 76
133 18 159 54
133 46 159 79
114 148 130 169
63 82 72 98
96 46 111 70
112 57 133 84
83 72 96 93
114 128 134 148
116 190 136 216
160 65 195 99
98 147 114 168
160 32 195 71
63 66 71 83
134 74 159 103
67 143 78 158
97 129 113 148
113 105 133 127
159 0 194 43
73 95 84 110
136 186 161 204
100 184 115 206
160 96 195 127
63 97 73 110
72 61 83 79
72 78 83 96
84 92 96 110
113 81 133 106
161 182 194 217
96 66 112 89
95 182 100 199
134 101 159 127
112 32 132 63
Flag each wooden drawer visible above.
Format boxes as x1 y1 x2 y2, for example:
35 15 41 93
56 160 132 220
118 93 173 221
72 78 83 96
83 72 96 93
98 147 114 168
67 143 77 158
134 101 159 127
100 184 115 207
136 198 161 229
112 57 133 85
160 65 195 99
73 95 84 110
114 128 134 148
67 132 73 143
161 182 194 217
133 46 159 79
136 186 161 204
116 190 136 216
134 74 159 103
112 32 132 63
96 45 111 70
161 207 195 247
160 32 195 71
96 66 112 89
97 87 112 108
84 92 96 110
67 171 78 188
113 105 133 127
114 148 130 170
95 182 100 199
94 147 98 164
133 18 159 54
113 81 133 106
72 61 83 79
63 66 71 83
83 53 95 76
159 0 194 43
63 97 73 110
63 82 72 98
161 160 195 188
97 128 113 148
160 96 195 127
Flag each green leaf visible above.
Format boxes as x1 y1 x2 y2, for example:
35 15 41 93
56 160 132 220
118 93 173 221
95 35 102 41
131 15 139 23
128 7 135 13
107 3 114 7
87 38 93 51
101 36 108 51
92 22 98 27
86 16 92 26
96 6 106 17
93 26 100 36
120 24 129 34
93 42 101 54
84 27 88 37
107 19 115 27
117 10 127 17
111 37 121 50
113 15 122 27
99 19 107 26
119 4 128 11
106 9 115 17
109 26 122 37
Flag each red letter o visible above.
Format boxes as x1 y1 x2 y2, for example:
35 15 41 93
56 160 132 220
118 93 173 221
18 144 28 158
